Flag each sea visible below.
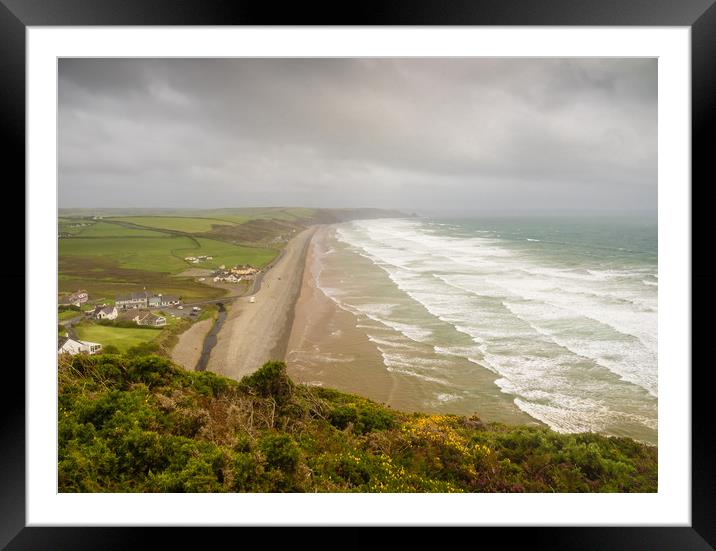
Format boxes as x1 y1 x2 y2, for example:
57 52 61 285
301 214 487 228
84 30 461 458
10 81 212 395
287 216 658 445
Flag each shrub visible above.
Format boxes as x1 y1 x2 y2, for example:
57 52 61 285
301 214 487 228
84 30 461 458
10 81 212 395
191 371 234 397
126 341 162 357
328 402 395 434
98 319 146 329
125 355 177 388
231 452 262 491
240 361 294 404
259 433 300 473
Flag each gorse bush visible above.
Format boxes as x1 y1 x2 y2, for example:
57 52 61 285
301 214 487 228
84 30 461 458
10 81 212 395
58 354 657 493
240 360 294 405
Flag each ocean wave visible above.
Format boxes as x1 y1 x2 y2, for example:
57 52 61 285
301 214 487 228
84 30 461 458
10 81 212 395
321 218 657 441
385 367 449 385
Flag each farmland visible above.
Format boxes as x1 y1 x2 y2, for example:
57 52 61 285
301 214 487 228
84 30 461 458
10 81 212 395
57 210 297 304
109 216 234 233
75 222 166 238
60 235 276 273
175 238 277 269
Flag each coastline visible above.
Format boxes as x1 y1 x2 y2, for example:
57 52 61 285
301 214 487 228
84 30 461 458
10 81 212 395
285 224 540 426
286 226 397 402
207 226 318 380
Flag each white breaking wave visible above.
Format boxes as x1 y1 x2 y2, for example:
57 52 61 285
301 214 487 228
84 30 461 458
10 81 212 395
330 217 657 440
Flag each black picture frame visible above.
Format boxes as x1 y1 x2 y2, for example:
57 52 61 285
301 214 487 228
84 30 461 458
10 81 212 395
7 0 713 548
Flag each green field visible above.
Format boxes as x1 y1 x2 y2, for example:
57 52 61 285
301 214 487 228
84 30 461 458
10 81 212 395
58 309 82 321
76 222 166 237
59 219 93 235
60 236 194 273
175 238 277 269
75 325 161 353
109 216 234 233
58 210 303 305
60 235 277 274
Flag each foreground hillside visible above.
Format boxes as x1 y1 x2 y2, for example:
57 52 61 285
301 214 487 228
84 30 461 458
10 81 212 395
58 355 657 493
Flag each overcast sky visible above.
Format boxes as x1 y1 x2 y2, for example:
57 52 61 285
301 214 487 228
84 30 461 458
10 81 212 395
58 58 656 213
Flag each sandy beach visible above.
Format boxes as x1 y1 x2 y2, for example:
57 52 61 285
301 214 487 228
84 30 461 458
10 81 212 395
171 318 213 370
284 224 540 425
285 226 399 403
207 226 318 380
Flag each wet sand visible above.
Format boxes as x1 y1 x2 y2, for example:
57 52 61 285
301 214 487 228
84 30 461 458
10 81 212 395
285 225 540 424
207 226 317 380
285 226 400 404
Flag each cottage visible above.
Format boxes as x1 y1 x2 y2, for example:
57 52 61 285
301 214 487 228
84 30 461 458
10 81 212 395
133 312 167 327
58 336 102 356
61 290 88 307
93 305 118 320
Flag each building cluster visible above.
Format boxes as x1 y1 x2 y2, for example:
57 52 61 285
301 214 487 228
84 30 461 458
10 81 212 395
57 288 176 356
115 290 181 310
184 255 214 264
212 264 260 284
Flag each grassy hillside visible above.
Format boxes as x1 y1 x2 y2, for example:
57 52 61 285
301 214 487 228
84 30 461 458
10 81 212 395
109 216 234 233
58 355 657 493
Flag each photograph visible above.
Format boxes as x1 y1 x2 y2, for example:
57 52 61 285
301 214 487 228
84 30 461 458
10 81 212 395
56 57 659 494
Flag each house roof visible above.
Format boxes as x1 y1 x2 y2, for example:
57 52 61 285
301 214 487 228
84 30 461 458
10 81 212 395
136 312 165 323
117 291 152 302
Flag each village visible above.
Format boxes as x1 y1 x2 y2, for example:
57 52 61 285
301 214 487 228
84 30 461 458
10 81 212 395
58 262 263 356
58 288 191 356
210 263 260 284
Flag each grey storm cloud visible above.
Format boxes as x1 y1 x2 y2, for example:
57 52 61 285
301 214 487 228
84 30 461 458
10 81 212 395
58 58 656 212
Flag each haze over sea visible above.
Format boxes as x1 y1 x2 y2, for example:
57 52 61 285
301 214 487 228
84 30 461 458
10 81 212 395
289 215 657 445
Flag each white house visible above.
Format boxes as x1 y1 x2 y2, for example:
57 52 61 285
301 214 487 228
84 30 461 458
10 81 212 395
58 337 102 356
93 305 118 320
